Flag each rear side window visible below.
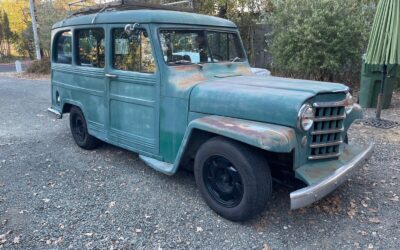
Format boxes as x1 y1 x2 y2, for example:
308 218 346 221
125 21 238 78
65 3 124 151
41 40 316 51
54 31 72 64
76 28 105 68
112 28 156 73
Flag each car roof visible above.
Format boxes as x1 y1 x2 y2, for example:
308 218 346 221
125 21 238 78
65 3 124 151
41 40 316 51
52 9 237 29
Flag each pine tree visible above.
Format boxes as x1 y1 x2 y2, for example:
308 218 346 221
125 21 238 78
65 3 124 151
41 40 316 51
1 11 12 56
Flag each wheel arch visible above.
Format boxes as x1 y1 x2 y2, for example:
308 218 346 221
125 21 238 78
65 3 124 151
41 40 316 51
175 115 297 172
61 100 87 118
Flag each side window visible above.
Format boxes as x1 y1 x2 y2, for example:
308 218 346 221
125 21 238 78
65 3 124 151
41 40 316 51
207 32 245 62
112 28 156 73
55 31 72 64
76 28 105 68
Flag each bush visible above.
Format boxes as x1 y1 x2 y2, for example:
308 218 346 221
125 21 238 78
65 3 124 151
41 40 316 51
265 0 376 85
26 59 50 74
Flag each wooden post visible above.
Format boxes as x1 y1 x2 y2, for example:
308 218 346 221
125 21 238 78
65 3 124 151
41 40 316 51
375 64 387 119
29 0 41 60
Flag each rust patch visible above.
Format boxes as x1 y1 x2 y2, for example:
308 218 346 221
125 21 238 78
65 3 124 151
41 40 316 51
170 68 207 90
302 164 338 181
234 64 253 75
199 116 295 151
174 73 206 89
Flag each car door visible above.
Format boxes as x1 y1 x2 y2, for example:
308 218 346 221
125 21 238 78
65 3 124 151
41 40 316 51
105 24 160 155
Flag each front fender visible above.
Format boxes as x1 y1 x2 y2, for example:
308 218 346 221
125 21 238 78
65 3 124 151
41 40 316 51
183 116 297 153
140 115 297 175
344 103 363 131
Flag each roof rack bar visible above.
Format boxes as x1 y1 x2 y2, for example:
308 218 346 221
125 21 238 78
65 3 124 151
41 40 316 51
162 0 193 8
70 0 194 17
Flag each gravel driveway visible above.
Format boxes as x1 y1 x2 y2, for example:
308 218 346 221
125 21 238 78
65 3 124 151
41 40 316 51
0 75 399 249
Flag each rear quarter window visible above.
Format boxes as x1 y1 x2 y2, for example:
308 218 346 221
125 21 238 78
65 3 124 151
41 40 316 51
54 31 72 64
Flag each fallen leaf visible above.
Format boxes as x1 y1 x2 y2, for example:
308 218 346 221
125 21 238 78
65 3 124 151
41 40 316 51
43 198 50 203
109 201 116 209
54 237 63 245
196 226 203 232
361 200 368 208
263 243 271 250
46 239 51 245
135 229 142 233
367 243 374 249
347 200 357 219
368 217 381 224
13 236 20 244
84 232 93 237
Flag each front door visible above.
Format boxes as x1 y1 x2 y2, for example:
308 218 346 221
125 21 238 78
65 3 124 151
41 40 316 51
105 24 159 155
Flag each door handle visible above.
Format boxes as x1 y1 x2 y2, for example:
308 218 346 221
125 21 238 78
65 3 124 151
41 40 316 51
105 73 118 79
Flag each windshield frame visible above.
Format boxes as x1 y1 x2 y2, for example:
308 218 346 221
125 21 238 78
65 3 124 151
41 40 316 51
156 26 247 67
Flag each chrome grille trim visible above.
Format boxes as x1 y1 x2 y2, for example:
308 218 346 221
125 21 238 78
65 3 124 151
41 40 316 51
308 152 341 160
311 127 344 135
314 115 346 122
313 99 347 108
310 140 343 148
309 100 346 160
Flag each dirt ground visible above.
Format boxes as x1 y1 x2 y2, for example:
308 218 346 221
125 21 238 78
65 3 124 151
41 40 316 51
0 75 399 249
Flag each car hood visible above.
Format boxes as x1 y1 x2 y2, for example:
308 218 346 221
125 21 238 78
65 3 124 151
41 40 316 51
189 75 349 128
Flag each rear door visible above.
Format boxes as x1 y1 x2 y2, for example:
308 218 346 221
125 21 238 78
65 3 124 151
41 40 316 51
105 24 160 155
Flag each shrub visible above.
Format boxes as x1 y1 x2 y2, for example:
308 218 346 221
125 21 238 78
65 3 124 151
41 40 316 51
26 59 50 75
265 0 376 85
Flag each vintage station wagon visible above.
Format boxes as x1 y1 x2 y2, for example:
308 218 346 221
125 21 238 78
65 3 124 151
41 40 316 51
48 7 373 221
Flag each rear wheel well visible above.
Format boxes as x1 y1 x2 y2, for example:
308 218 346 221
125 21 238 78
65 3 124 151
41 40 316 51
179 130 296 186
62 103 73 114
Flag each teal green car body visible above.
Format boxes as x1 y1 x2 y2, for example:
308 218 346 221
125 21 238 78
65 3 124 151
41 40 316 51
49 9 372 209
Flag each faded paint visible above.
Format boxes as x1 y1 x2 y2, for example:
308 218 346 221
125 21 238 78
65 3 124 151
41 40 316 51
141 115 297 175
50 9 365 189
295 143 368 185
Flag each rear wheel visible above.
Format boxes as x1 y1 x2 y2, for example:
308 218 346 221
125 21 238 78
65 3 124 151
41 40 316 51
69 106 101 150
194 137 272 221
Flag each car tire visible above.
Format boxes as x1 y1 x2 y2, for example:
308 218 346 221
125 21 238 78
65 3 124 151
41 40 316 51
69 106 101 150
194 136 272 221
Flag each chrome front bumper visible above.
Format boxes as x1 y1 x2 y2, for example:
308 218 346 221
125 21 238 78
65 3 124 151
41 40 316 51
290 143 374 209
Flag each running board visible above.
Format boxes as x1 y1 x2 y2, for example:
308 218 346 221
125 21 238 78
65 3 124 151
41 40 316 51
139 155 174 175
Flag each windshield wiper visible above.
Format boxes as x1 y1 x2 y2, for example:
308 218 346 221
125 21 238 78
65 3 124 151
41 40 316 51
168 60 193 65
231 57 241 62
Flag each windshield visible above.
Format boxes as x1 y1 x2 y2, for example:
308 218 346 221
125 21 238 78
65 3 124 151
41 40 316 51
159 30 246 65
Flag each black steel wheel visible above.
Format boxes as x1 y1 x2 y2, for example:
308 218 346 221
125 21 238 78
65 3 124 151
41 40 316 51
194 136 272 221
69 106 101 150
203 156 244 208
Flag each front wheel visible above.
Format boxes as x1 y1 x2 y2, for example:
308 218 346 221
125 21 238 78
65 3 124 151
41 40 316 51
69 106 101 150
194 137 272 221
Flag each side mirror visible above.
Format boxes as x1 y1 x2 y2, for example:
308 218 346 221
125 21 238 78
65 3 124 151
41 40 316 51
124 23 141 42
124 23 140 35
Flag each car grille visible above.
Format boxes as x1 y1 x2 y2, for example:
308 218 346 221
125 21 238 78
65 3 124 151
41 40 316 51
309 101 346 160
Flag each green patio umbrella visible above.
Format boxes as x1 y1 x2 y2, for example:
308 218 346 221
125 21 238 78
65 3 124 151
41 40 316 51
365 0 400 121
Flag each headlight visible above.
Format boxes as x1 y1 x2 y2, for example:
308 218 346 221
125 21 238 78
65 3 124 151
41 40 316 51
298 104 314 131
345 92 354 114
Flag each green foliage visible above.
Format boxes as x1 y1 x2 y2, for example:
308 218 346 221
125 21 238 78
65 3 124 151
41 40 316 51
193 0 273 65
0 11 14 57
36 1 69 57
265 0 377 84
26 58 50 74
14 23 35 59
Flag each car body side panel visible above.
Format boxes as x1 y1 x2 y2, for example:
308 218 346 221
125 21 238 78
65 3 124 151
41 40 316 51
140 115 297 175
